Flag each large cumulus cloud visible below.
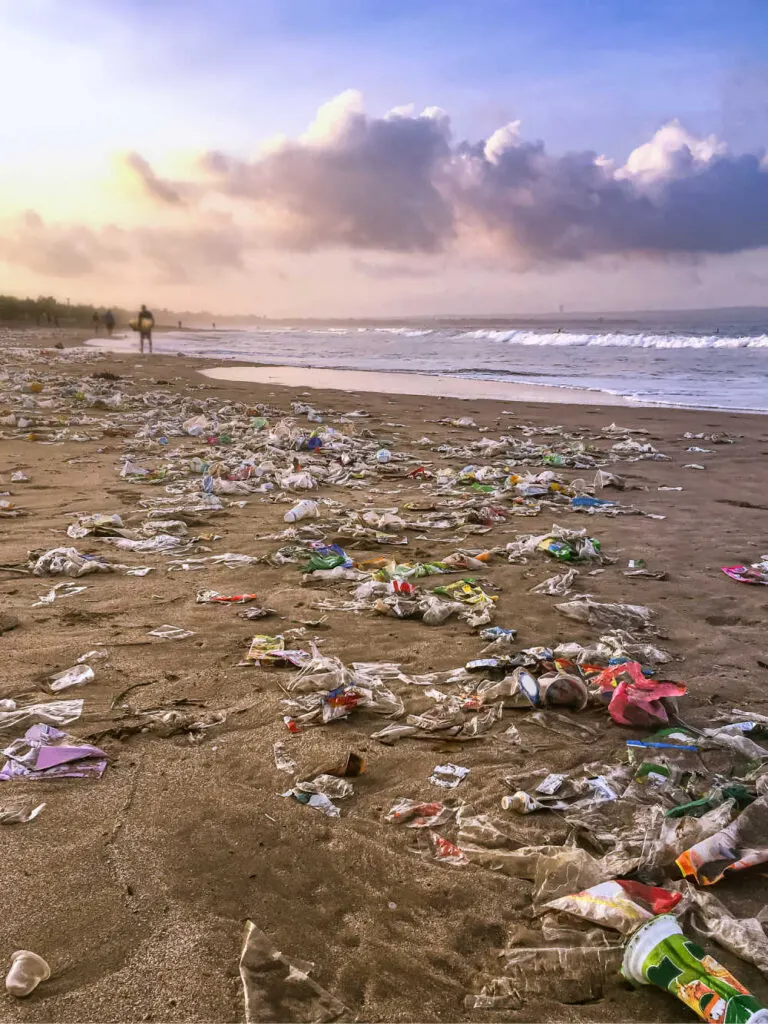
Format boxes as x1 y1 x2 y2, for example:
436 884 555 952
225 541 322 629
126 96 768 268
452 119 768 263
196 91 454 252
5 93 768 284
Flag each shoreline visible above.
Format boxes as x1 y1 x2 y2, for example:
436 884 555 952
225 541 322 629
201 363 634 406
83 335 768 415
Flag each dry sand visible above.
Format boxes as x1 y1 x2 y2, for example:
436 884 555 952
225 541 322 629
1 329 768 1023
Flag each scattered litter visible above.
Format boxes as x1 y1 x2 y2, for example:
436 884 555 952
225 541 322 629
622 914 766 1022
49 664 95 692
273 742 297 773
147 625 195 640
0 800 46 825
0 699 83 732
196 590 259 604
0 724 107 781
429 763 470 788
5 950 50 998
239 921 349 1024
556 597 654 631
722 557 768 586
676 794 768 885
32 581 88 606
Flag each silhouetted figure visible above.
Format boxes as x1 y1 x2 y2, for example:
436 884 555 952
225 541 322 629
137 304 154 354
104 310 115 337
92 311 100 335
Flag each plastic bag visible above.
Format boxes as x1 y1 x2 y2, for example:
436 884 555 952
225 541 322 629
31 546 113 577
676 795 768 885
556 597 653 631
0 699 84 733
49 664 95 692
594 661 687 727
531 569 578 596
544 879 682 934
385 799 455 828
239 921 349 1024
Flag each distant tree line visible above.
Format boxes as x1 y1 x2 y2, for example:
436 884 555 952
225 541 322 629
0 293 269 328
0 294 137 327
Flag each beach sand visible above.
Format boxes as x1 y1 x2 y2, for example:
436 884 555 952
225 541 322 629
2 330 768 1023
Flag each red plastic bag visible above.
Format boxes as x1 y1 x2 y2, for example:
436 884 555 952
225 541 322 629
594 661 687 727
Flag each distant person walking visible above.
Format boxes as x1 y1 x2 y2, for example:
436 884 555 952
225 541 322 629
137 304 154 354
92 311 100 335
104 310 115 337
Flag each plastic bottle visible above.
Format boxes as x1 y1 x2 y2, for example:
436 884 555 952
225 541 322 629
284 499 319 523
5 950 50 997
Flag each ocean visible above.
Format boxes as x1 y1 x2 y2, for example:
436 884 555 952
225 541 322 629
90 316 768 412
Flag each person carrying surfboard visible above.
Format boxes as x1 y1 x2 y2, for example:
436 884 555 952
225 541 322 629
136 304 154 354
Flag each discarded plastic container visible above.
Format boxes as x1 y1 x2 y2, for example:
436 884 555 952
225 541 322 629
376 449 392 464
622 914 768 1023
5 950 50 998
284 499 319 523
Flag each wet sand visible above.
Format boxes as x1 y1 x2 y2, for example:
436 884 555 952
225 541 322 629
201 364 633 406
1 331 768 1022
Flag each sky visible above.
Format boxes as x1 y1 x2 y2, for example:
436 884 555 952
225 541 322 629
1 0 768 317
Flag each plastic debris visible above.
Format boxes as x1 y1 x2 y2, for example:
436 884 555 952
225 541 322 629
147 624 195 640
556 597 654 631
722 558 768 586
5 950 51 998
622 914 767 1023
284 499 319 523
31 546 113 577
429 763 470 788
676 794 768 885
0 699 83 733
531 568 578 596
0 724 107 781
239 921 349 1024
0 800 46 824
196 590 259 604
385 799 455 828
544 880 682 935
273 742 297 773
246 634 310 668
595 661 687 726
32 581 88 606
425 832 470 866
49 664 95 692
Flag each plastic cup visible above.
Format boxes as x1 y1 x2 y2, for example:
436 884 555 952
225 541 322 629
622 914 768 1023
6 950 51 997
539 672 589 710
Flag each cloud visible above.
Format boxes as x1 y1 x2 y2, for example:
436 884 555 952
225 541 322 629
6 94 768 292
0 211 130 277
450 118 768 264
133 96 768 267
194 90 454 252
0 211 245 285
122 152 184 205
